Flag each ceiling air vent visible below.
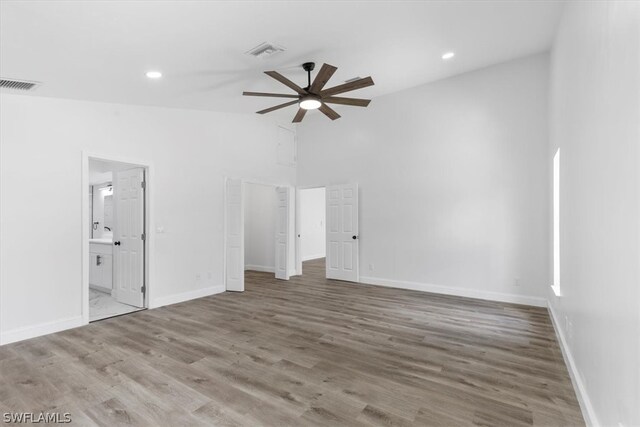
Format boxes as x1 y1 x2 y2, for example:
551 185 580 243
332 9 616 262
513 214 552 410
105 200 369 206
344 76 362 83
246 42 285 59
0 78 40 91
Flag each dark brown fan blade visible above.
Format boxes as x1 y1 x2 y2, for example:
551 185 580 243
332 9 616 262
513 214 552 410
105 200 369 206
243 91 300 99
308 63 338 94
264 71 307 95
256 100 299 114
318 103 341 120
292 108 307 123
322 96 371 107
321 76 374 97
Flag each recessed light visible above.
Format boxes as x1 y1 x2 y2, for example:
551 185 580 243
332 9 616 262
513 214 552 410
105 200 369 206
442 52 455 60
145 71 162 79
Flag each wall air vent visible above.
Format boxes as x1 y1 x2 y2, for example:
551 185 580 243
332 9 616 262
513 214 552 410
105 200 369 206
344 76 362 83
0 78 40 91
245 42 285 59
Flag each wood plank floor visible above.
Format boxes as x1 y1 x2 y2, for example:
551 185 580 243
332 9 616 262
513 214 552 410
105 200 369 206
0 259 583 426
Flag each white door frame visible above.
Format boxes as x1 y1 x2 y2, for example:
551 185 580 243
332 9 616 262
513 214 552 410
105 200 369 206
81 151 154 324
224 177 295 288
295 185 327 276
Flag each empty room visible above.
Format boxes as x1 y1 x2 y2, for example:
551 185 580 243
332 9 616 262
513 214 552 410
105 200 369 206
0 1 638 426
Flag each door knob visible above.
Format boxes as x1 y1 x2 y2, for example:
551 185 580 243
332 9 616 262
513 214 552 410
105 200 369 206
114 241 121 246
352 235 357 240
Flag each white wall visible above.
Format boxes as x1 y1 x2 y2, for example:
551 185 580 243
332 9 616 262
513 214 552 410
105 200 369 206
300 187 326 261
244 183 277 272
0 94 295 344
548 2 640 426
297 53 550 306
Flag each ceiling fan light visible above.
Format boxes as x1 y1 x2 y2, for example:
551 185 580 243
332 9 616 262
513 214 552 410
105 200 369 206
300 97 321 110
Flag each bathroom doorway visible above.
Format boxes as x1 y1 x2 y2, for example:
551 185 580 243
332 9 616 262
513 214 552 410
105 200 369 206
86 157 148 322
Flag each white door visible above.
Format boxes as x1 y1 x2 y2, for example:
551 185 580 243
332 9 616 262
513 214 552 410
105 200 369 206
275 186 290 280
225 178 244 291
113 168 145 307
326 184 359 282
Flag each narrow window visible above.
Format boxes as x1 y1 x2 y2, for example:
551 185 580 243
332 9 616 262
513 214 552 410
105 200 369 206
552 148 561 296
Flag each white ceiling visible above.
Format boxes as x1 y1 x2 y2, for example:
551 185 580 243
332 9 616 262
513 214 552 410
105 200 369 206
0 1 564 118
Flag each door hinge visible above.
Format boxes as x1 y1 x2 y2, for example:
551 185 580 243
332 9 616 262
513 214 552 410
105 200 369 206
141 180 146 189
141 285 146 294
141 233 146 241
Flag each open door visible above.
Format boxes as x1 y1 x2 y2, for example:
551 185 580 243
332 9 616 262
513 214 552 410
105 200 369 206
225 178 244 291
275 186 291 280
113 168 145 307
326 183 359 282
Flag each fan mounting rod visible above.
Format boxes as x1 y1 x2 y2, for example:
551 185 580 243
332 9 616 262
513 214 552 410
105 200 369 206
302 62 315 88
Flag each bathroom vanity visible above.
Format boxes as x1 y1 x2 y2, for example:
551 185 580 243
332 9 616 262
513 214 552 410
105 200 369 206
89 238 113 293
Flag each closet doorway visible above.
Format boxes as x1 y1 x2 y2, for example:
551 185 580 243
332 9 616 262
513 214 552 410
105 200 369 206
224 178 295 292
244 182 278 275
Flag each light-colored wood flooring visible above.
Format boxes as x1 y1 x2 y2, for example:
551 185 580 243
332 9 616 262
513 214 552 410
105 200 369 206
0 259 583 426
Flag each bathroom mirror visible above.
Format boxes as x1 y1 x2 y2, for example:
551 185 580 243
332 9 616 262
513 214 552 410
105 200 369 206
91 182 113 239
103 195 113 232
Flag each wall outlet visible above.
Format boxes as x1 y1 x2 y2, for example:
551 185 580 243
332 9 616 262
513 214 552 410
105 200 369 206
514 278 520 287
369 263 374 271
196 273 202 282
565 315 573 342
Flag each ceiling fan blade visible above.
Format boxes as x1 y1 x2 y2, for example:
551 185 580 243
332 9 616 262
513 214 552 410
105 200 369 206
321 76 374 97
322 96 371 107
264 71 307 95
308 63 338 94
256 100 299 114
292 108 307 123
243 91 300 99
318 103 341 120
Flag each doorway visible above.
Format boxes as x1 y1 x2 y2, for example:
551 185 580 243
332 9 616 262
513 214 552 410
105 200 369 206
85 157 149 322
244 182 278 275
296 184 360 282
298 187 326 275
225 178 295 291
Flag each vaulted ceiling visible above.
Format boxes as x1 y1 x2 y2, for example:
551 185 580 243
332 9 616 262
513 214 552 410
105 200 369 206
0 1 563 115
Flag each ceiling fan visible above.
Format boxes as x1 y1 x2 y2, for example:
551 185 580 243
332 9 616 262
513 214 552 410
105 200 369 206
243 62 374 123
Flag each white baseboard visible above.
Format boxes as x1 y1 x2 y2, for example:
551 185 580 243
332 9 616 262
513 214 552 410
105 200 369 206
359 276 547 307
1 285 227 346
245 265 275 273
0 315 84 346
302 254 325 262
547 304 598 426
150 284 225 309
